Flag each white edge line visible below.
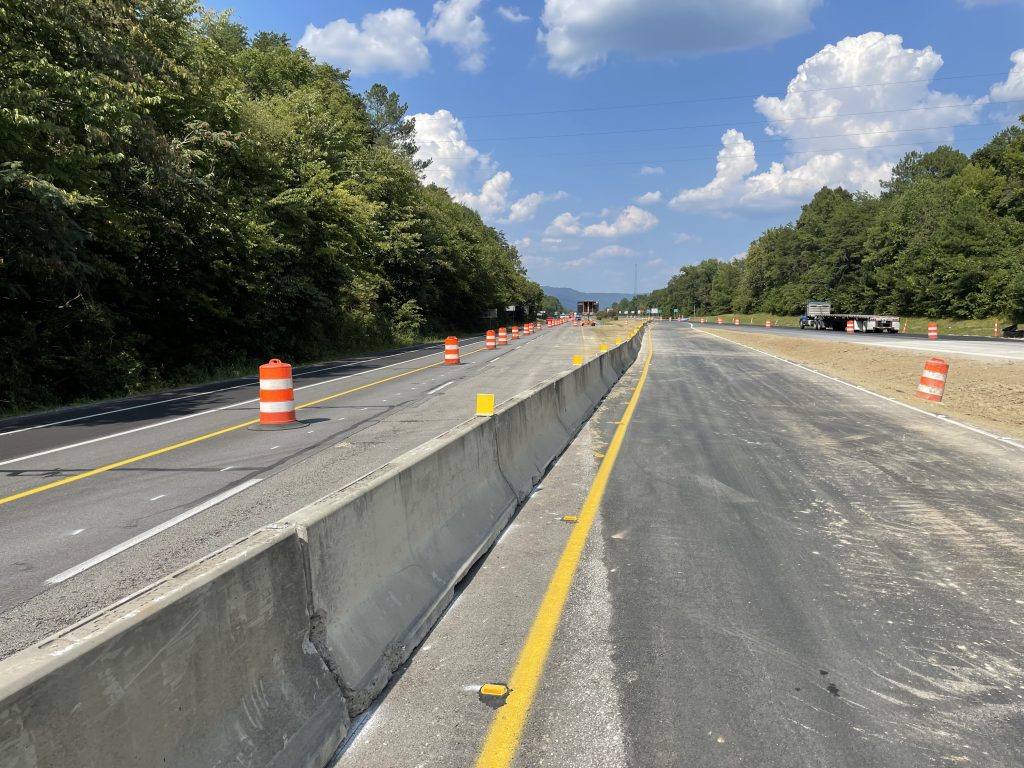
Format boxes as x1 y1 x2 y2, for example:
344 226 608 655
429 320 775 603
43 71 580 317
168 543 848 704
0 338 486 439
45 478 263 584
696 329 1024 452
0 341 487 468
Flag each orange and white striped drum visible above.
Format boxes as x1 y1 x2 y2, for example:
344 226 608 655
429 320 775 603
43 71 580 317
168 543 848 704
485 330 496 350
927 322 939 340
511 326 520 339
717 317 723 324
497 327 508 346
915 357 949 402
733 317 740 325
259 359 296 425
846 319 855 333
765 319 772 328
444 336 460 364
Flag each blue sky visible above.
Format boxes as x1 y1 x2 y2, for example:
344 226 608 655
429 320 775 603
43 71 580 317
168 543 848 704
205 0 1024 294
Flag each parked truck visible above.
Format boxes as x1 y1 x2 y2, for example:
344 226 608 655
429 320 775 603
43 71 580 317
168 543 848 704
799 301 900 333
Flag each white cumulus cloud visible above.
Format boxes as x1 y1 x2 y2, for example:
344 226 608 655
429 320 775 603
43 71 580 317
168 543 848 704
990 49 1024 102
539 0 821 75
670 32 985 212
428 0 489 73
635 191 662 205
497 6 530 22
544 212 582 237
640 165 665 176
508 191 568 222
592 245 636 258
583 206 658 237
413 109 556 221
299 9 430 76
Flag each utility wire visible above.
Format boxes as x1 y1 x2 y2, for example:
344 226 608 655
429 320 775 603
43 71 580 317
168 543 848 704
458 71 1008 120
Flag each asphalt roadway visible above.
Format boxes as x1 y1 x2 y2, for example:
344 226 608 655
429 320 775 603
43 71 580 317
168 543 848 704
0 323 617 658
336 323 1024 768
680 319 1024 361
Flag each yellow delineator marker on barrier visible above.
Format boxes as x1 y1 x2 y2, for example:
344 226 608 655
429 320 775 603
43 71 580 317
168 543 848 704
476 393 495 416
600 343 608 352
572 355 583 366
615 338 622 344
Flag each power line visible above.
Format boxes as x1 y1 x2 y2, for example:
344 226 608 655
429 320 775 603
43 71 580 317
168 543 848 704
426 119 1013 162
423 98 1023 144
458 71 1008 120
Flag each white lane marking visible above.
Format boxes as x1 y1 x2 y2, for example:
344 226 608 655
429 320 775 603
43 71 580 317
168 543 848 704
219 466 233 472
70 529 84 536
45 478 263 584
0 338 487 440
427 381 454 395
149 494 166 501
700 330 1024 452
0 341 487 468
859 341 1024 361
270 445 280 450
488 354 506 364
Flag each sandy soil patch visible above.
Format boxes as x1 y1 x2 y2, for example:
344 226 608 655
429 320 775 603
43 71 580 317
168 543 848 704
704 328 1024 441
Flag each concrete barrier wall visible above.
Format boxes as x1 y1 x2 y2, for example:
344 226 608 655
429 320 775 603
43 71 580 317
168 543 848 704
284 418 518 714
0 526 346 768
0 324 646 767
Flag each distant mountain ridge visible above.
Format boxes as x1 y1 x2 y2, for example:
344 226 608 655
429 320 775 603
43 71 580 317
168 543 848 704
541 286 633 311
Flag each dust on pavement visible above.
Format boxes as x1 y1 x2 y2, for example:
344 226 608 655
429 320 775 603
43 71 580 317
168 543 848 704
704 328 1024 440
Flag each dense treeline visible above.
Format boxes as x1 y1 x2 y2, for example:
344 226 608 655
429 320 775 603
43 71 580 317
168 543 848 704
0 0 542 413
616 130 1024 321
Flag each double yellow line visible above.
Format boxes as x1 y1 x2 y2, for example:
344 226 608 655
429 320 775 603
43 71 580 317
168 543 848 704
0 347 492 508
475 332 654 767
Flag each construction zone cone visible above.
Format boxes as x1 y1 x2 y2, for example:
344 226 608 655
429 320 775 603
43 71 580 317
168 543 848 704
444 336 460 364
259 359 296 426
927 322 939 340
497 327 508 346
846 319 855 333
915 358 948 402
485 330 496 350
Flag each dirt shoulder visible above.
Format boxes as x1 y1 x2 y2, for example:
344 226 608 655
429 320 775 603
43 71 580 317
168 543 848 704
703 328 1024 441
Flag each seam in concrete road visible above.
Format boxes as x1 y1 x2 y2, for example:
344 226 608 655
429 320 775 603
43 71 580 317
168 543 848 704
473 332 655 768
699 328 1024 452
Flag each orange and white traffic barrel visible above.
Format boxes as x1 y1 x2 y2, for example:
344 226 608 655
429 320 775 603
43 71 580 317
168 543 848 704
994 320 999 337
765 319 772 328
700 317 705 324
497 327 508 346
846 319 855 333
444 336 460 364
733 317 740 325
915 358 948 402
927 322 938 340
511 326 520 339
717 317 723 325
485 330 496 350
259 359 296 426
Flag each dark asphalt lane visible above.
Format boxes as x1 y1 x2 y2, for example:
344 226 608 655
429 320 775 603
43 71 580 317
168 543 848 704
0 324 615 656
0 337 485 462
592 326 1024 766
334 324 1024 768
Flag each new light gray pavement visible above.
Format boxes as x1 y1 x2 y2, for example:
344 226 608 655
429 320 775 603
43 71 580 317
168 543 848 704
336 324 1024 768
680 320 1024 360
0 324 612 658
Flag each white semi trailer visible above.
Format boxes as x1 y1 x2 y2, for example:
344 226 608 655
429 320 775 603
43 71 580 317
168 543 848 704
799 301 900 333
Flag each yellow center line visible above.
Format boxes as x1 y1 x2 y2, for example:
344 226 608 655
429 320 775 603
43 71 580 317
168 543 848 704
474 331 654 768
0 345 493 507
